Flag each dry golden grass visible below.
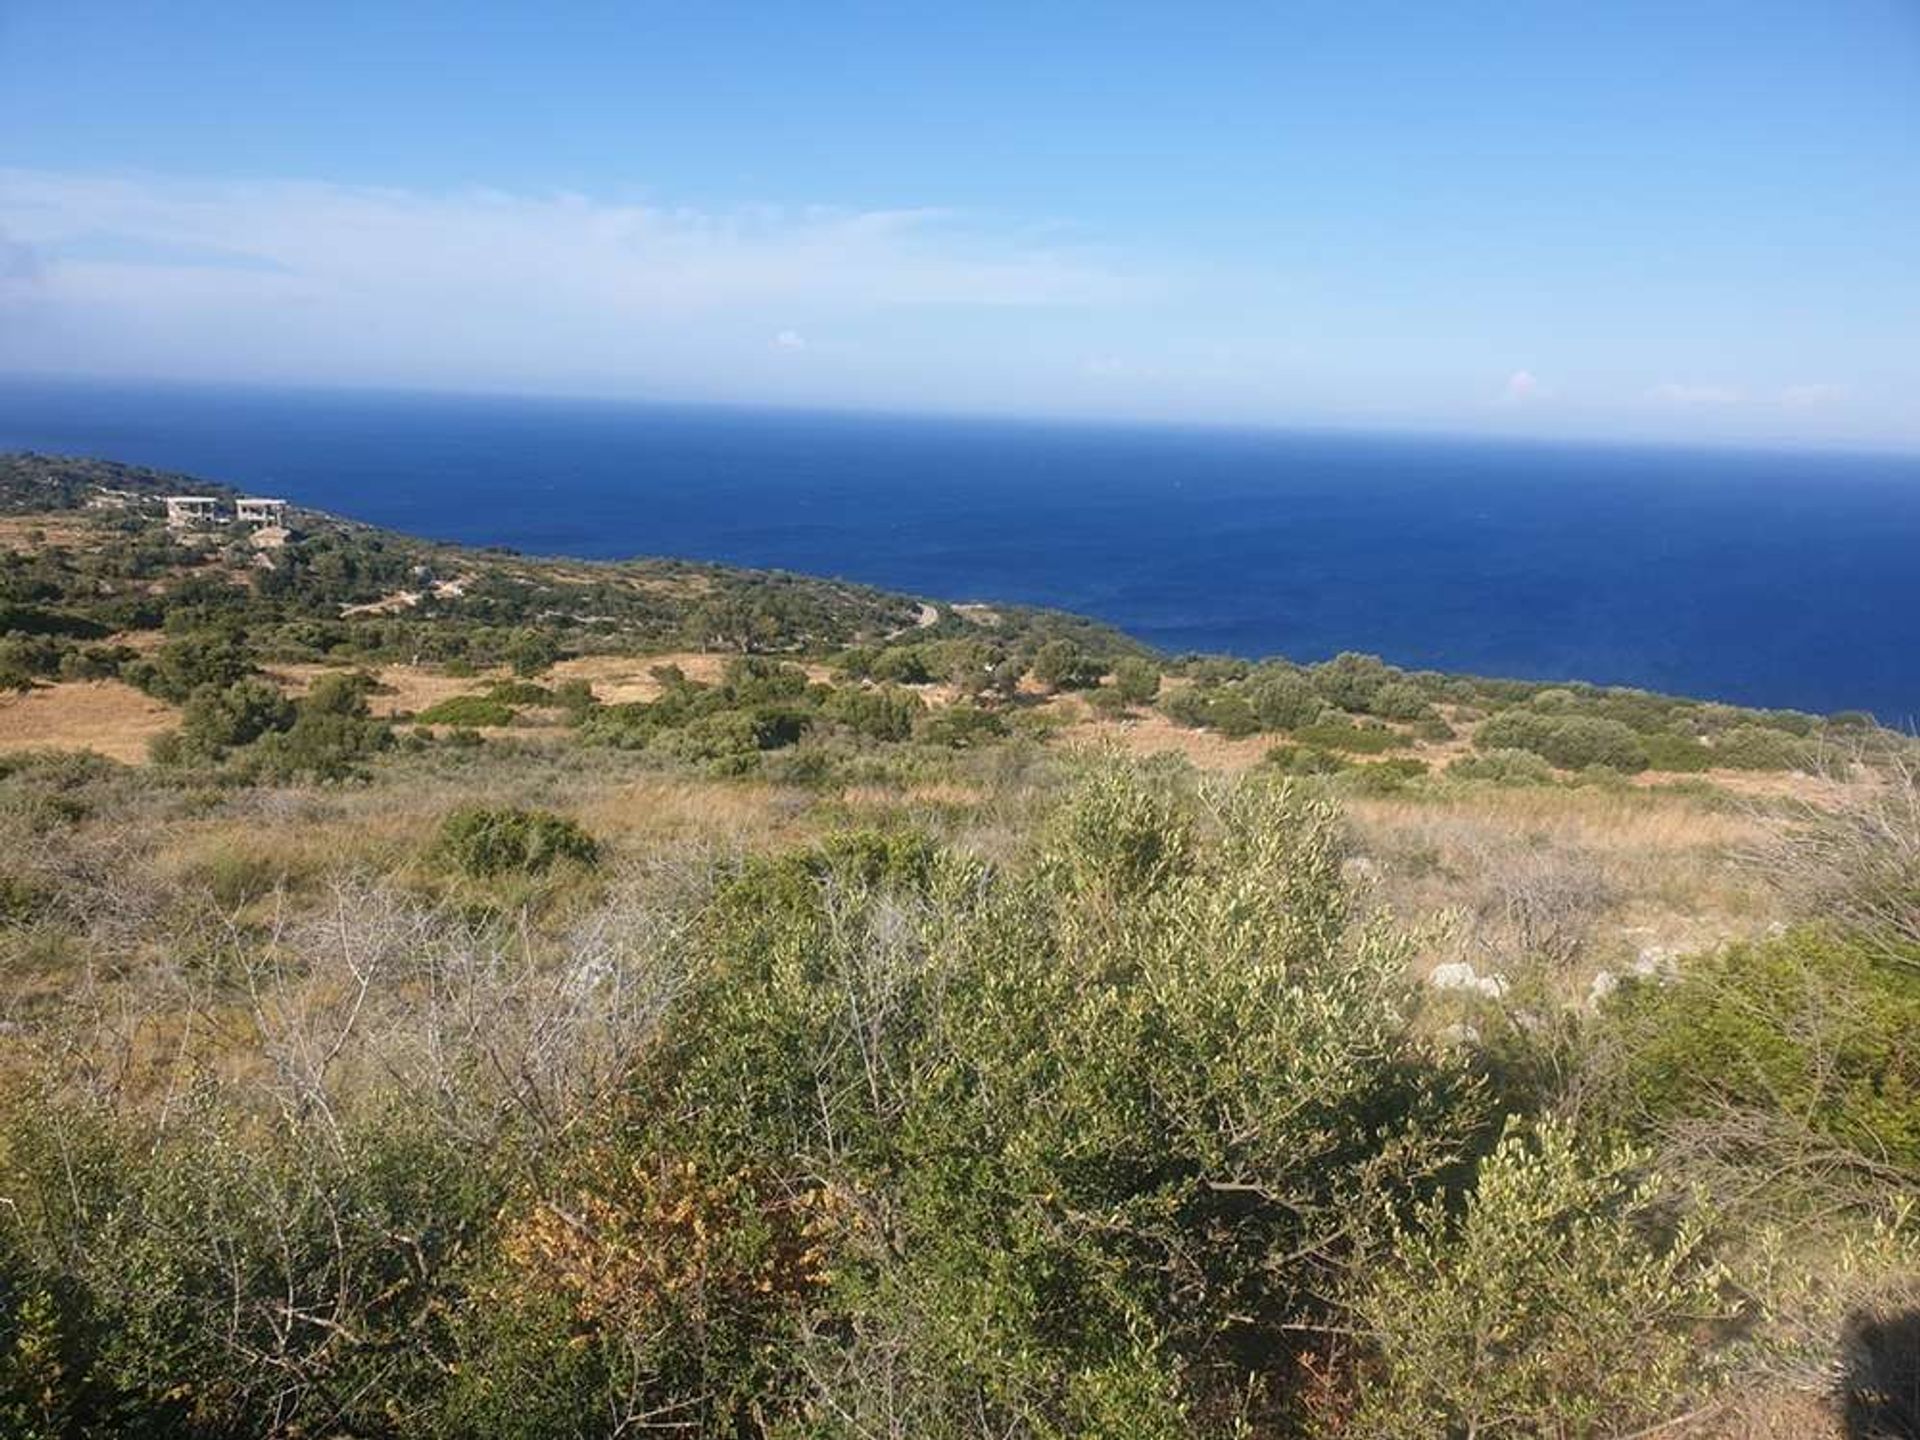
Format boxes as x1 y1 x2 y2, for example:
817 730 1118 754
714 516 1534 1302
548 651 834 703
266 661 509 717
1344 783 1785 992
569 773 819 853
1053 700 1270 771
0 680 178 763
105 628 167 653
0 512 97 551
841 781 986 812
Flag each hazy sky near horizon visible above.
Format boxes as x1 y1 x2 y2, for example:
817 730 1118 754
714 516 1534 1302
2 2 1917 448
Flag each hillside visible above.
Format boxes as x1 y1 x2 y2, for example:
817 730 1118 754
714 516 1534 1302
1 454 1916 1439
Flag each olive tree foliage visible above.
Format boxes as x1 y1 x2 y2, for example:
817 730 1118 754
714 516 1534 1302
1028 637 1103 692
1244 667 1323 731
1346 1118 1727 1439
460 768 1481 1438
1111 656 1162 706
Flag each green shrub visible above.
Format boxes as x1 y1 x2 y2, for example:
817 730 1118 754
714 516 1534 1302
504 629 559 676
245 673 391 780
171 678 297 759
823 684 923 741
416 694 519 727
653 708 804 763
1111 657 1161 705
487 679 555 705
573 769 1476 1434
915 701 1007 748
1310 651 1396 712
1029 637 1102 691
1590 930 1920 1175
437 805 600 877
1341 756 1428 794
122 628 254 703
1475 710 1649 773
551 678 597 714
1293 719 1404 753
1710 724 1814 772
1264 743 1350 775
1447 748 1557 785
1348 1118 1725 1437
0 1092 498 1438
1641 731 1714 772
870 646 932 684
1243 667 1322 730
1369 680 1435 721
1179 654 1249 685
1160 684 1260 737
0 873 49 923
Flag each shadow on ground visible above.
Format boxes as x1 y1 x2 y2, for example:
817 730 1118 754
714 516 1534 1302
1846 1307 1920 1439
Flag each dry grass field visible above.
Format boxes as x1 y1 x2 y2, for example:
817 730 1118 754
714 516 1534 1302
0 514 99 551
0 679 180 763
550 650 836 701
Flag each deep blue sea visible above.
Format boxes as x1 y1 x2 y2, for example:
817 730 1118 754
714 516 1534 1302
2 377 1916 721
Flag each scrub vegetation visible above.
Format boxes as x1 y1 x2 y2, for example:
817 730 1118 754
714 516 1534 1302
2 454 1916 1438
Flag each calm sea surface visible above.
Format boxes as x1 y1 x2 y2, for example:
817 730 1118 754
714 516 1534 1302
2 377 1916 720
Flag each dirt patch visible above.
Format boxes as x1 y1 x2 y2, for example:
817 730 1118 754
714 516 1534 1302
0 514 97 552
105 629 168 654
1632 765 1865 808
1057 705 1273 772
549 652 834 704
339 590 422 618
0 681 178 763
266 662 511 718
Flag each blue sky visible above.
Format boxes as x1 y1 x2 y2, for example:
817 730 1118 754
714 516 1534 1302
2 1 1917 447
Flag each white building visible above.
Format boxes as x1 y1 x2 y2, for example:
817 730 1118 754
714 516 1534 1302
165 496 222 529
236 497 289 526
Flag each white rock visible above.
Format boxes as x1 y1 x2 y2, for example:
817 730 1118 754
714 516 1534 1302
1426 962 1509 999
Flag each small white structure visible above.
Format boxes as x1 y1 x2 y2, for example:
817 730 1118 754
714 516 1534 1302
236 497 288 526
165 496 222 529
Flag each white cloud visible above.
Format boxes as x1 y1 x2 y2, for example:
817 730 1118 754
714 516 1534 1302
1500 369 1544 403
1647 382 1745 407
0 168 1144 392
1778 382 1846 409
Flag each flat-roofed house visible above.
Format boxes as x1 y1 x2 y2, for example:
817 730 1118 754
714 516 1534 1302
236 497 289 526
165 496 222 529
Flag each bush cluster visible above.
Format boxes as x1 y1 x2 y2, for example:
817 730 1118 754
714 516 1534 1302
1474 709 1650 773
436 804 601 876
